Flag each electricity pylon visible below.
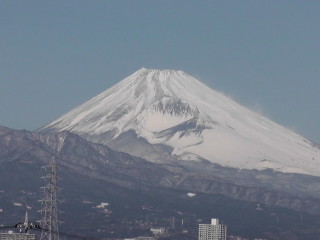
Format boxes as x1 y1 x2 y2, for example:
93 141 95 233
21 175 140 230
39 157 60 240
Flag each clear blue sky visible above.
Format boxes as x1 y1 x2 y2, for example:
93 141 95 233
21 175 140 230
1 1 319 143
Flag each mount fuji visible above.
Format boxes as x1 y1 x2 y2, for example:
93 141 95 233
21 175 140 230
39 68 320 177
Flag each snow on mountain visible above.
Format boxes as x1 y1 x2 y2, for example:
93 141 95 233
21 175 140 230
39 68 320 176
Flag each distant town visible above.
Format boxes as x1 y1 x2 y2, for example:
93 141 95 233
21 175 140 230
0 215 268 240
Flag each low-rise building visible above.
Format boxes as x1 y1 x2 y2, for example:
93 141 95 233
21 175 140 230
150 227 166 236
124 237 155 240
0 231 35 240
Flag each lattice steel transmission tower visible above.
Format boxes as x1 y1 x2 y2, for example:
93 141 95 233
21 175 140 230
39 157 60 240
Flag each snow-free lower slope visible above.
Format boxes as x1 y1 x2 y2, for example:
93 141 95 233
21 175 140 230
39 68 320 176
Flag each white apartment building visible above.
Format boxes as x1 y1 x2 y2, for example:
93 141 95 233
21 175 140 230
198 218 227 240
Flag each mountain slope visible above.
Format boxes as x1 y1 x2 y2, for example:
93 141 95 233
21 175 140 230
39 68 320 176
2 126 320 240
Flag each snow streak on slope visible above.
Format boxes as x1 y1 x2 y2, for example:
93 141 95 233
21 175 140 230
39 68 320 176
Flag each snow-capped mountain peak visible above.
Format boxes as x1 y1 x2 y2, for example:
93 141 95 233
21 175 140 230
39 68 320 176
